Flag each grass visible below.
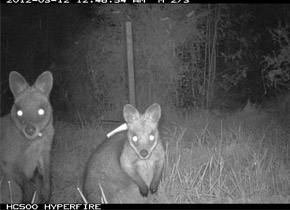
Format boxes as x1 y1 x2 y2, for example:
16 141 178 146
49 102 290 203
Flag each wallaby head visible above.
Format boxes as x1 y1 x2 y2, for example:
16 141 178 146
9 71 53 140
123 103 161 160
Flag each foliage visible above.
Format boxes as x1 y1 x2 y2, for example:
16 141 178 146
62 6 128 120
174 4 262 111
131 5 201 110
262 24 290 91
216 5 259 98
63 5 203 119
173 6 208 110
58 4 290 119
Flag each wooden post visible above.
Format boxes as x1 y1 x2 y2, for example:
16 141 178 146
126 21 136 107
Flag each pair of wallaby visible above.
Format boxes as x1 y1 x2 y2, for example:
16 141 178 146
0 71 165 204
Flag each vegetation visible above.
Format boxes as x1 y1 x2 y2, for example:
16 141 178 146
56 4 290 118
50 100 290 203
1 4 290 204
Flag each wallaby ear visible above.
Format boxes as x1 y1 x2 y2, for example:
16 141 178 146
33 71 53 96
123 104 140 123
145 103 161 122
9 71 29 98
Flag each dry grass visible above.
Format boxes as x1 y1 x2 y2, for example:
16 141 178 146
50 119 109 203
49 104 290 203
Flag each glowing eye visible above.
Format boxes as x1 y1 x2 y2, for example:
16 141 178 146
17 110 23 117
149 135 155 141
38 109 45 115
132 136 138 142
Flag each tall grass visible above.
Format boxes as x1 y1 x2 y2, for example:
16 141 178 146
50 104 290 203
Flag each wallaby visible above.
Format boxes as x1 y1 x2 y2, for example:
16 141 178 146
83 103 165 203
0 71 54 203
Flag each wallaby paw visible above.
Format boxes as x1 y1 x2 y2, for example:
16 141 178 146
149 186 158 194
139 186 149 197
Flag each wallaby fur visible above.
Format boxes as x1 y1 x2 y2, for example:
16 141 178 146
0 71 54 203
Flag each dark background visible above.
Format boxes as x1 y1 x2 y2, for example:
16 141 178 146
1 4 289 121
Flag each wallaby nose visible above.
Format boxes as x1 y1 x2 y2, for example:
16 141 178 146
140 149 149 158
24 124 36 136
